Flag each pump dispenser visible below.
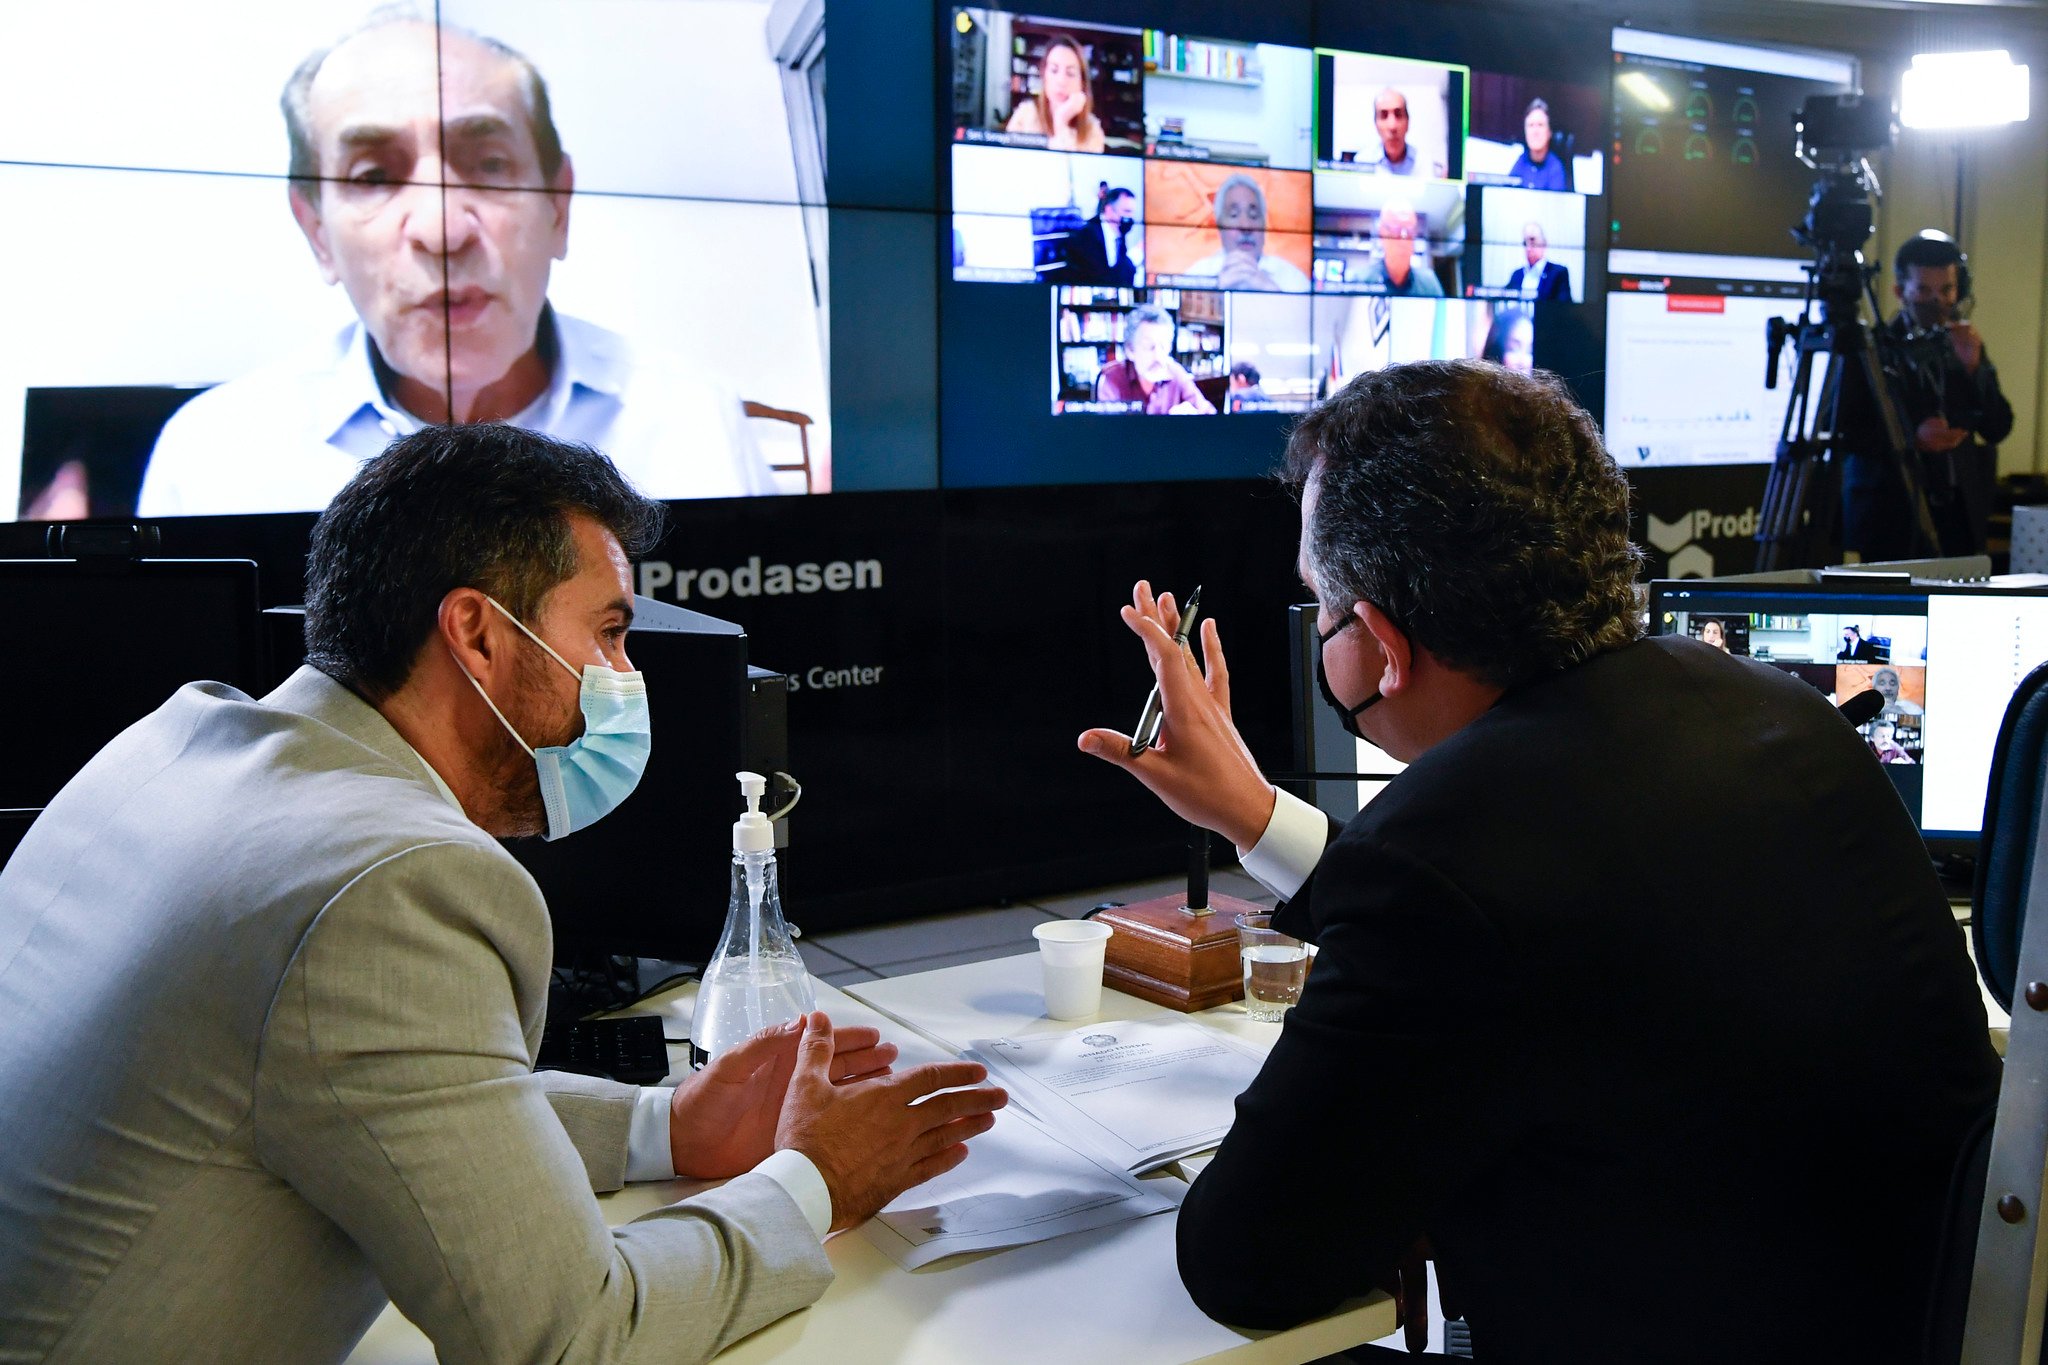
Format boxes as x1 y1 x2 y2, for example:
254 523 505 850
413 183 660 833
691 772 815 1066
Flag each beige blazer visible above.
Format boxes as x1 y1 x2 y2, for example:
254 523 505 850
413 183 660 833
0 666 831 1363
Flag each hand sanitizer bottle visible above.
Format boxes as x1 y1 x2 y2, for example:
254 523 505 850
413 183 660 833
691 772 815 1067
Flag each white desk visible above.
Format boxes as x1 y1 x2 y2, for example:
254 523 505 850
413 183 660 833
349 966 1395 1364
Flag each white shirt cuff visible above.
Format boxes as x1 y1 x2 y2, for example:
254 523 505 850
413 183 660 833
1236 787 1329 903
625 1086 678 1183
752 1148 834 1241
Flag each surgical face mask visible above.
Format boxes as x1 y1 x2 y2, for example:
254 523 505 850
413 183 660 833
455 597 650 841
1316 610 1383 741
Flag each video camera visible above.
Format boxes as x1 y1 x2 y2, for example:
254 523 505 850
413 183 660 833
1790 92 1897 259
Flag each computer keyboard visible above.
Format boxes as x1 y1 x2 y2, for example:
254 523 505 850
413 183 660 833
535 1013 674 1085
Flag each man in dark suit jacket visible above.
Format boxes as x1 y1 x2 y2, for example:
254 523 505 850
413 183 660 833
1058 187 1138 286
1078 359 1998 1363
1505 221 1571 301
1838 625 1885 661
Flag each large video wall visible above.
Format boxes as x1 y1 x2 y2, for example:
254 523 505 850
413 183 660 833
0 0 1857 525
948 12 1601 422
0 0 842 519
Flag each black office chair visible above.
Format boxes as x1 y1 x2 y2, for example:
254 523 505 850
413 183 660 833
1924 659 2048 1363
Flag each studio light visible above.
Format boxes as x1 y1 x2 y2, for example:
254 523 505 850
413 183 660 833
1900 49 2030 130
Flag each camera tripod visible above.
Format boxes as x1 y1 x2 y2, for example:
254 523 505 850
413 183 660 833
1754 158 1943 572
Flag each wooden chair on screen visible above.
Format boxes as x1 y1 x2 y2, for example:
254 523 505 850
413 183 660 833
743 400 816 494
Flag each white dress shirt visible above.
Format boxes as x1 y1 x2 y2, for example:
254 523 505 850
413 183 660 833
138 308 782 516
1181 251 1313 292
401 737 833 1240
1236 786 1334 903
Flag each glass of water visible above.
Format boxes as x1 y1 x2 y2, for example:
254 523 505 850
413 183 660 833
1236 913 1308 1021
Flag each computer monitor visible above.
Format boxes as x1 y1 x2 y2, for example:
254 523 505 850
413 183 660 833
0 557 263 815
1285 603 1405 823
1649 579 2048 860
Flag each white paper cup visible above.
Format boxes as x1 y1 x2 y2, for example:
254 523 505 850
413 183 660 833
1033 919 1113 1020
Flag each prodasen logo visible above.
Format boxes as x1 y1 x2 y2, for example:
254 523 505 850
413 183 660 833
636 555 883 602
1645 507 1759 579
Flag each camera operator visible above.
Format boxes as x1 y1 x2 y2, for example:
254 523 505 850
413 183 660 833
1843 231 2014 560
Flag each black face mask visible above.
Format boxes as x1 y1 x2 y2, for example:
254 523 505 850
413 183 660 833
1315 612 1383 740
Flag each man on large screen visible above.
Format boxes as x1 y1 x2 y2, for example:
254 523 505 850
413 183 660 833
1505 222 1570 301
138 13 779 517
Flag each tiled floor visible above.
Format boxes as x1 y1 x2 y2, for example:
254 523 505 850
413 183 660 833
799 868 1277 987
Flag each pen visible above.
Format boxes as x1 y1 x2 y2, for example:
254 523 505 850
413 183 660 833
1129 586 1202 757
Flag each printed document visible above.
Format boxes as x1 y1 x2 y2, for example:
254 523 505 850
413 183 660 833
860 1103 1175 1270
969 1020 1265 1172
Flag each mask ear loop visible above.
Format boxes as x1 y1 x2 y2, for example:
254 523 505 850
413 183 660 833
485 595 584 686
768 772 802 822
453 653 537 757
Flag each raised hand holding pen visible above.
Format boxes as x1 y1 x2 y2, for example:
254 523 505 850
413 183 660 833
1077 580 1278 851
1129 584 1200 756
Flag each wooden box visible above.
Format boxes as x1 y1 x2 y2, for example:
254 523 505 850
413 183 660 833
1097 892 1262 1012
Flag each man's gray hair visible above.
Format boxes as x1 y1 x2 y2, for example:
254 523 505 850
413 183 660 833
1284 359 1644 689
1212 173 1266 223
1124 303 1174 345
281 4 565 194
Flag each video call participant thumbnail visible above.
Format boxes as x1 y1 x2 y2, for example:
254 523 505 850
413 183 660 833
1140 38 1314 169
1370 89 1433 178
1508 99 1570 191
1319 51 1464 182
1147 165 1312 293
951 12 1144 154
1465 74 1603 193
1094 304 1217 415
1005 33 1106 152
139 13 780 518
1356 201 1444 297
1478 306 1534 374
1506 221 1570 300
1227 362 1268 410
1218 293 1313 413
1056 186 1139 286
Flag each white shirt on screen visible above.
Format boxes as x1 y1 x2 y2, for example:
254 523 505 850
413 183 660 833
138 308 781 517
1181 252 1313 293
400 735 834 1240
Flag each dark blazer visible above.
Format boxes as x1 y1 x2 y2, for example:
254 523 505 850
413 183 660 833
1505 259 1570 301
1839 638 1884 661
1059 215 1137 286
1178 637 1998 1363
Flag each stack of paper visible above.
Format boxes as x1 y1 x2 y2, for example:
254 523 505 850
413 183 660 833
859 1104 1176 1270
968 1020 1265 1173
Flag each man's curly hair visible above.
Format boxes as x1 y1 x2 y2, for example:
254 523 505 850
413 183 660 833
1284 359 1644 689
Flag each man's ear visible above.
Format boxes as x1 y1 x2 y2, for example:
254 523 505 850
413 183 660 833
440 587 509 687
1356 600 1412 698
549 154 575 261
289 183 341 287
1891 277 1905 303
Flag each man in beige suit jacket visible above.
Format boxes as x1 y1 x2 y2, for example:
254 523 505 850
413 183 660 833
0 426 1005 1363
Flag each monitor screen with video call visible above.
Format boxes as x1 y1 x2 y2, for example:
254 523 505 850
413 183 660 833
1651 582 2048 847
